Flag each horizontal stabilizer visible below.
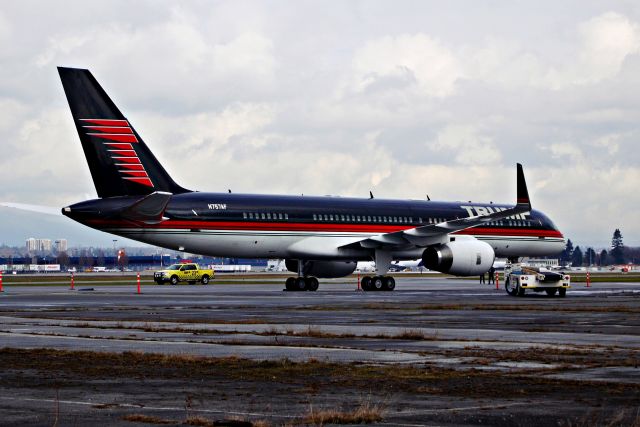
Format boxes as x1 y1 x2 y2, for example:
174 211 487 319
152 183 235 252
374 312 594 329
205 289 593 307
120 191 172 223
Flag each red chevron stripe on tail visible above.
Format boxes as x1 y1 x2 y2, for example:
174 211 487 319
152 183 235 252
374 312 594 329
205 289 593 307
80 119 129 126
88 133 138 143
84 126 134 134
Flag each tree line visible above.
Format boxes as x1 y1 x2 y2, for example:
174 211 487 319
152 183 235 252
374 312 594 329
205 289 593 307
559 229 638 267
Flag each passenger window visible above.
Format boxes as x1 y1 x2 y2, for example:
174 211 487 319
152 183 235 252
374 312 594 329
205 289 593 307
266 213 271 220
341 215 345 221
330 215 334 221
242 212 247 219
284 213 289 220
261 213 265 220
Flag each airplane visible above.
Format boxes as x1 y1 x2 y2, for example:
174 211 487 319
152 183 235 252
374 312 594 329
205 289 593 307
57 67 566 292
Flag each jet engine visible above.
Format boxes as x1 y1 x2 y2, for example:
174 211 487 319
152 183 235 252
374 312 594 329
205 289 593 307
422 239 495 276
285 260 357 278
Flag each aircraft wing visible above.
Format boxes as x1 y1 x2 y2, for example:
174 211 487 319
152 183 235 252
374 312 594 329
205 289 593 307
341 163 532 250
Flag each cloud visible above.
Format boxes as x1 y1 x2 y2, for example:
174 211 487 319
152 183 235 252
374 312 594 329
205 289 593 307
430 124 502 166
349 34 463 98
545 12 640 88
32 8 277 111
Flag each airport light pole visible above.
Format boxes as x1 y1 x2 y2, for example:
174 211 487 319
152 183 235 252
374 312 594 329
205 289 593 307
113 239 117 267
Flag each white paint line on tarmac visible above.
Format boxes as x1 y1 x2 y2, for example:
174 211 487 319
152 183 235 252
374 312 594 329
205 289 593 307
0 395 297 419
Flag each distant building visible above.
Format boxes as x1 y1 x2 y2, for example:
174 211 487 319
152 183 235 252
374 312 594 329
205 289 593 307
25 238 55 253
55 239 68 252
39 239 52 252
26 238 38 252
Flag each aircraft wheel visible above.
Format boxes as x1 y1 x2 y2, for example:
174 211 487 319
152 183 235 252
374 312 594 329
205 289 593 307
505 277 517 296
545 288 557 297
306 277 319 291
558 288 567 298
372 276 384 291
170 275 179 286
295 277 307 291
361 276 372 291
285 277 295 291
383 276 396 291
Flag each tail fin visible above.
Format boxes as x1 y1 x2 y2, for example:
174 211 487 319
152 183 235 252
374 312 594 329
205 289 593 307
58 67 190 198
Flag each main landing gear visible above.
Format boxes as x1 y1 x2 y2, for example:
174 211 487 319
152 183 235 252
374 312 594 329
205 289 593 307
285 276 319 292
360 275 396 291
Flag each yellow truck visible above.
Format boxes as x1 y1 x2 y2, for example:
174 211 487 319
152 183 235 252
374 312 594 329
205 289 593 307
154 263 215 285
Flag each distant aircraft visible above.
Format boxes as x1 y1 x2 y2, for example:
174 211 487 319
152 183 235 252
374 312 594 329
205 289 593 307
57 67 565 291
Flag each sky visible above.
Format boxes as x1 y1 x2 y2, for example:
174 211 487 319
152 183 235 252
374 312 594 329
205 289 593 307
1 0 639 249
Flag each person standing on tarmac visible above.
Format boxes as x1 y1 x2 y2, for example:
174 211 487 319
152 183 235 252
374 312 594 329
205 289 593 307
488 266 496 284
479 272 486 284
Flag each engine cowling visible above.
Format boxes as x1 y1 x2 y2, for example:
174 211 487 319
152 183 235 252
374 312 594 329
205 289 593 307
422 240 495 276
285 260 357 278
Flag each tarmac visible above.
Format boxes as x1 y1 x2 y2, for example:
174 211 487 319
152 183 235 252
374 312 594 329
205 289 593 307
1 276 639 425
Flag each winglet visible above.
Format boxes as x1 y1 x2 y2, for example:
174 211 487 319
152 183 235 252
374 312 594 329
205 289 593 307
516 163 531 209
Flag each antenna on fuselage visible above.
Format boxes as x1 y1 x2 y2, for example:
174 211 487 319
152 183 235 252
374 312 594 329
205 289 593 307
426 194 430 201
228 189 232 193
369 191 374 199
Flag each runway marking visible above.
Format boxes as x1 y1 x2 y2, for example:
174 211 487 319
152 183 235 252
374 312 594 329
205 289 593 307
390 401 529 416
0 396 297 419
0 395 528 423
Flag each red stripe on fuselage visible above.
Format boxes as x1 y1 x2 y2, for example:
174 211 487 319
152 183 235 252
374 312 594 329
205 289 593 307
83 218 563 238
